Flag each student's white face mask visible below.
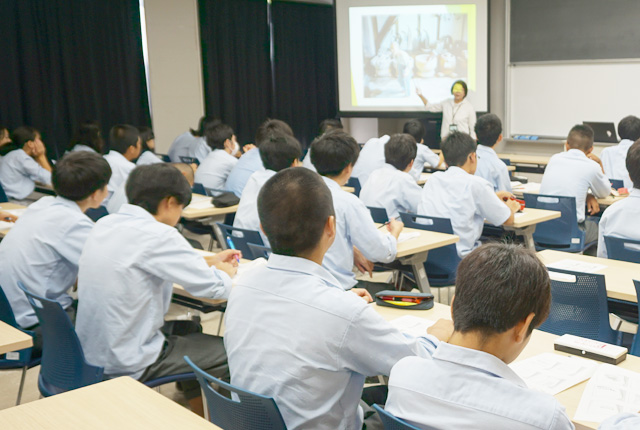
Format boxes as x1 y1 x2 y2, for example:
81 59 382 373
231 141 240 156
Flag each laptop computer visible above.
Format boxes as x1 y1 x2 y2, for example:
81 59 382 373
583 122 618 143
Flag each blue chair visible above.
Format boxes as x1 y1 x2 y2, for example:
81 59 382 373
216 223 264 260
85 206 108 222
539 269 618 344
347 177 362 197
372 404 421 430
523 193 593 253
629 280 640 356
0 285 41 405
183 356 287 430
368 206 389 224
0 182 8 203
247 243 271 259
192 183 206 195
180 156 199 165
610 179 624 190
604 236 640 263
158 154 171 162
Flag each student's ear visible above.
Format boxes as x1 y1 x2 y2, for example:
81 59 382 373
405 159 414 173
497 134 503 144
514 312 535 344
343 163 354 178
326 215 336 240
89 186 109 208
420 139 424 144
291 159 302 168
564 142 570 152
585 146 593 155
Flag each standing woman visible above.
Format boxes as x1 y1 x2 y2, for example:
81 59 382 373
417 80 477 140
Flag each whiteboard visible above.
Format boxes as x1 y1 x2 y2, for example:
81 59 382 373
509 62 640 137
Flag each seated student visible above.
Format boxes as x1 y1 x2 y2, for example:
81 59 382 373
311 130 402 292
103 124 141 202
351 133 390 187
598 140 640 258
0 152 111 356
167 116 219 164
601 115 640 189
76 163 239 413
233 134 301 240
302 118 343 173
136 126 162 165
402 119 440 180
194 123 240 195
0 126 52 201
0 125 12 169
224 167 452 430
225 119 293 197
360 133 422 219
540 124 611 244
68 120 104 154
385 243 574 429
418 132 519 258
474 113 512 192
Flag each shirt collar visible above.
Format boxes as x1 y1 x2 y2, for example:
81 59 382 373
108 150 129 163
629 188 640 198
433 342 527 387
53 196 83 214
476 145 497 156
620 139 635 148
322 176 342 190
117 203 157 221
446 165 468 176
566 148 588 158
266 254 343 291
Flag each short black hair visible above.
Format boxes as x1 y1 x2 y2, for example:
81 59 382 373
441 131 476 167
205 123 234 150
319 119 343 136
402 120 425 143
567 124 594 152
11 126 40 148
255 119 294 147
52 152 112 201
618 116 640 141
451 80 468 97
125 164 192 215
191 115 220 137
627 139 640 189
137 126 155 153
69 121 104 153
310 130 360 177
452 243 551 337
475 113 502 147
258 167 334 256
385 134 417 171
109 124 140 155
259 134 302 172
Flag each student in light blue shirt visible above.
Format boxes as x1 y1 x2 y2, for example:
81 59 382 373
194 123 240 195
0 126 52 200
601 116 640 190
302 118 343 173
402 119 440 181
418 132 519 258
351 134 390 187
67 121 104 154
103 124 141 203
76 163 239 413
167 116 219 164
0 152 111 356
474 113 512 192
225 119 293 197
135 126 162 166
360 133 422 219
224 167 452 430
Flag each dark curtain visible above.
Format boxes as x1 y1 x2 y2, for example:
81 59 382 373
272 1 337 150
0 0 150 158
198 0 271 144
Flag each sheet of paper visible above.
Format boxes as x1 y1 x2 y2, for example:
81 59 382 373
0 221 15 230
398 232 420 243
510 353 599 395
390 315 435 337
185 199 214 210
574 363 640 423
514 212 526 219
546 259 607 274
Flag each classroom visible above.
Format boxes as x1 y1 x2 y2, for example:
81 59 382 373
1 0 640 429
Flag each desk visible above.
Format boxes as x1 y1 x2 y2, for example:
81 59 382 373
498 153 550 174
423 163 515 173
0 321 32 355
0 376 221 429
0 202 27 237
512 182 626 207
504 208 561 250
342 186 355 193
182 194 238 220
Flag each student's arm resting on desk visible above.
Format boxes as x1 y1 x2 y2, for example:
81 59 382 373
588 156 615 198
348 198 400 263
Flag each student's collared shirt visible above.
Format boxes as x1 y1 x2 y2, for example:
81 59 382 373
232 169 275 244
194 149 238 195
0 149 52 200
225 148 264 198
70 144 97 153
103 150 135 200
597 188 640 258
224 254 440 430
424 98 477 139
351 135 390 187
76 204 232 379
167 132 211 164
301 149 317 173
0 196 92 328
106 182 127 214
322 176 397 289
360 163 422 219
385 343 574 430
418 166 511 258
601 139 634 189
539 149 611 223
409 144 439 181
136 151 163 166
475 144 512 192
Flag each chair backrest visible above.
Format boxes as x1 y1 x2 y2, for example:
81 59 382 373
247 243 271 259
180 156 199 165
0 182 8 203
372 405 421 430
84 206 109 222
17 282 103 396
216 223 264 260
539 269 617 344
523 193 584 250
158 154 171 162
346 177 362 197
610 179 624 190
368 206 389 224
630 280 640 357
183 356 287 430
192 183 206 195
0 285 33 367
604 236 640 264
399 212 460 286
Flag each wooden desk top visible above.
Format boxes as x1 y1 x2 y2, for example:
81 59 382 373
512 182 625 207
511 208 561 228
342 186 355 193
498 153 551 166
0 321 33 355
538 250 640 303
0 377 221 429
0 202 27 237
182 194 238 220
378 225 459 258
417 172 432 185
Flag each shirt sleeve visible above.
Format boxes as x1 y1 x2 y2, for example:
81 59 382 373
403 179 423 214
475 180 512 226
348 197 398 263
589 164 613 198
424 101 444 113
21 155 52 185
422 147 440 168
597 210 609 258
56 217 94 264
194 140 211 164
498 162 512 192
597 413 640 430
467 106 477 139
550 403 575 430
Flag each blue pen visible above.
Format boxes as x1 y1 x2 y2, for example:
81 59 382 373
226 237 241 263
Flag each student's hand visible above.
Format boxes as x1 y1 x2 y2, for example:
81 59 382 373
587 153 605 173
350 288 373 303
387 218 404 239
353 247 373 278
190 163 198 173
0 211 18 222
427 319 454 342
506 198 520 213
206 249 242 267
242 144 256 153
586 194 600 215
215 261 238 278
496 191 515 201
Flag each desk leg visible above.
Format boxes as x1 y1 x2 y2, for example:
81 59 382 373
504 225 537 250
398 251 431 295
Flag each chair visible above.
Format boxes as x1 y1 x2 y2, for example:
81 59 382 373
0 285 41 405
85 206 108 222
629 280 640 356
0 182 8 203
183 356 287 430
368 206 389 224
247 243 271 259
610 179 624 190
372 404 421 430
604 236 640 263
539 269 619 344
180 156 199 165
158 154 171 162
192 183 206 195
347 177 362 197
216 223 264 260
523 193 593 253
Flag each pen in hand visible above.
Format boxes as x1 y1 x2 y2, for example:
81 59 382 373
225 237 242 263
